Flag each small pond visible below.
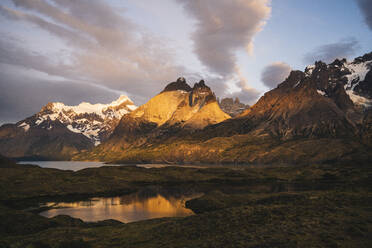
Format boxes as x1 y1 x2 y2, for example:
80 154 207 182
39 190 202 223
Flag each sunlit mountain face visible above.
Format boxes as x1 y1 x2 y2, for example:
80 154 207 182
71 52 372 165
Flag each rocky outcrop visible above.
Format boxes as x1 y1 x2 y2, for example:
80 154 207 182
235 53 372 139
161 77 192 93
218 97 249 116
114 77 229 133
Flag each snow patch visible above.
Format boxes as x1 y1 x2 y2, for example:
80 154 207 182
35 118 44 125
293 80 301 88
18 122 27 127
317 90 326 96
34 95 137 144
127 105 137 111
67 125 82 134
346 90 372 107
344 61 370 90
50 94 137 119
18 122 30 132
340 60 372 108
305 65 315 76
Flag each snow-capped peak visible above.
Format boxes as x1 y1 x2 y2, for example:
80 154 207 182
32 95 137 145
343 61 370 91
304 55 372 108
305 64 315 76
110 95 132 106
49 94 135 119
342 59 372 108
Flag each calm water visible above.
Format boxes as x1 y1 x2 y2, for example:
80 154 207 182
40 190 202 223
19 161 112 171
19 161 211 171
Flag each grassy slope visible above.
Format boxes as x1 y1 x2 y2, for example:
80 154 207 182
0 161 371 247
103 134 371 165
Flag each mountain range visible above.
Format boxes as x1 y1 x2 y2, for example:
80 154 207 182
1 52 371 164
0 96 136 160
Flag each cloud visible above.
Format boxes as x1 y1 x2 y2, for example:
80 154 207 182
0 64 121 125
0 0 185 109
261 62 291 89
177 0 270 76
356 0 372 30
0 0 269 122
303 38 360 64
177 0 270 102
224 88 260 105
179 0 271 76
204 73 260 105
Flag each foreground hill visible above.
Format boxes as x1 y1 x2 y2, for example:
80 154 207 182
0 96 136 160
85 52 372 164
0 163 370 247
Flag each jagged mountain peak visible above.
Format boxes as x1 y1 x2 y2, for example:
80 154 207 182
218 97 249 117
353 51 372 63
39 94 135 118
162 77 192 93
107 78 230 151
193 79 208 89
132 78 229 128
17 95 136 146
0 94 138 159
236 52 372 140
275 52 372 110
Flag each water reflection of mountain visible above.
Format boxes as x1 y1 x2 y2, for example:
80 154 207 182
40 187 202 223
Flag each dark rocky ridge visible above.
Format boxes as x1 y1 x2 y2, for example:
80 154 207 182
0 117 94 160
162 77 192 92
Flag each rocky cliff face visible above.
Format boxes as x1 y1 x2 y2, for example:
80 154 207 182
0 95 136 160
218 97 249 117
114 78 229 133
236 52 372 139
90 52 372 165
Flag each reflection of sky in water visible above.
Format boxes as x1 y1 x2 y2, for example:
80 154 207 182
19 161 110 171
40 193 201 223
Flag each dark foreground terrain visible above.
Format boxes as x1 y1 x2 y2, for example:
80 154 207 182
0 157 371 247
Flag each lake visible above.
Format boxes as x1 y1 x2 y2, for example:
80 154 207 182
19 161 112 171
19 161 212 171
39 190 202 223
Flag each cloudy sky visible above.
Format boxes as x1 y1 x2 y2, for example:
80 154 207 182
0 0 371 124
